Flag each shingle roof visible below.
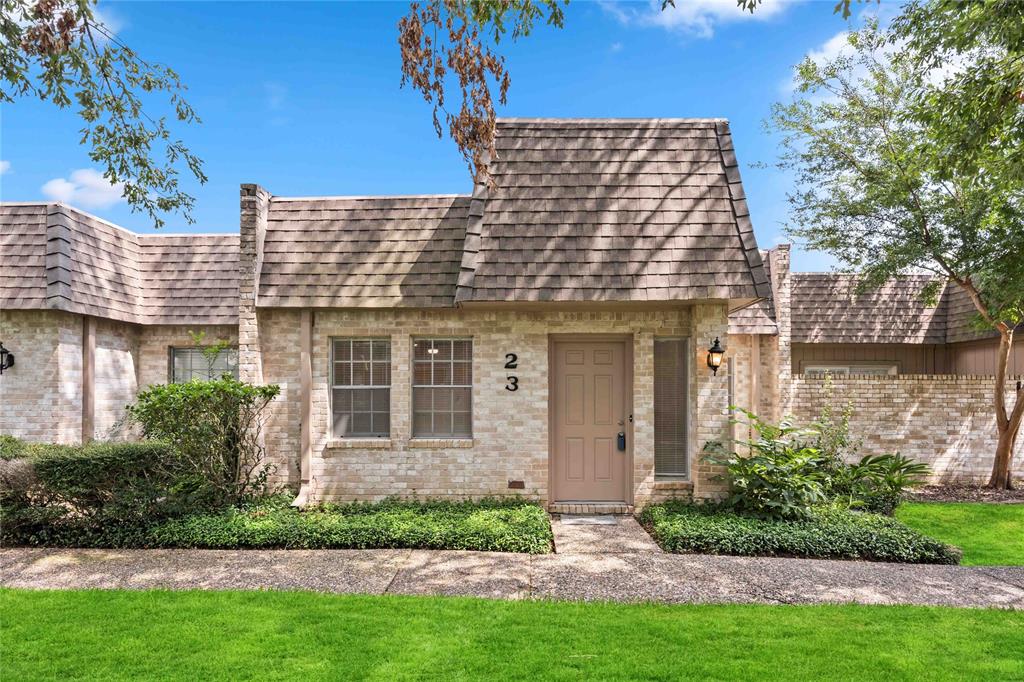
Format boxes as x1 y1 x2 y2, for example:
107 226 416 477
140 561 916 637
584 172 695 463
258 195 470 308
0 203 238 325
0 204 48 309
790 274 949 344
729 251 777 335
456 118 771 303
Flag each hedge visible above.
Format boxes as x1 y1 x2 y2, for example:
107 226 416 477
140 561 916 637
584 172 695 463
0 440 185 547
640 501 961 564
148 496 554 554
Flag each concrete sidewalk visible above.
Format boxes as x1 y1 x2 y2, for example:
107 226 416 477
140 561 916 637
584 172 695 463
3 546 1023 609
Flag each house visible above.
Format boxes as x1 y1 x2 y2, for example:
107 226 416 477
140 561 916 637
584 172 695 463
2 118 1020 508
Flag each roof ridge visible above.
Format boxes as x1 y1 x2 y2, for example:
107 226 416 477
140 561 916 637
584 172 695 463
272 193 470 202
496 117 727 124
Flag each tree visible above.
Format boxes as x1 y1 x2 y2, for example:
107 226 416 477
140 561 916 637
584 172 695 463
767 20 1024 488
1 0 206 227
397 0 858 183
398 0 565 184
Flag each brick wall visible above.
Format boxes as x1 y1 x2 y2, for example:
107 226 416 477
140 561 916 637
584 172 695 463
254 304 731 508
788 375 1024 482
0 310 81 443
92 318 139 439
137 325 239 390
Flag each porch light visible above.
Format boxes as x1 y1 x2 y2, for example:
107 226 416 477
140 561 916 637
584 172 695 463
706 337 725 375
0 342 13 374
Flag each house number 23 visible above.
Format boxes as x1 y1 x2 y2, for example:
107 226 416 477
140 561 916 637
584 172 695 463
505 353 519 391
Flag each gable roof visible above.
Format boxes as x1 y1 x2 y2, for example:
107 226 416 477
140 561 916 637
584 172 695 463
455 118 771 303
258 195 470 308
0 203 238 325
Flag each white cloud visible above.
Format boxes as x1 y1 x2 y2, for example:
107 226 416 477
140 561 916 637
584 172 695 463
601 0 795 39
610 41 624 53
42 169 125 209
781 30 851 94
0 160 10 175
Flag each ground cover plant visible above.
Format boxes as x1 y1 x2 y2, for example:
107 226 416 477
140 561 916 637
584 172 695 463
640 501 959 564
149 495 553 554
896 502 1024 566
3 589 1022 681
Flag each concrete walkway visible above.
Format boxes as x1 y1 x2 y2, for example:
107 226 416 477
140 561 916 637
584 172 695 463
3 546 1023 609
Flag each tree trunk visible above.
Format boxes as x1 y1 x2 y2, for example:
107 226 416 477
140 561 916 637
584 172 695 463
987 328 1023 490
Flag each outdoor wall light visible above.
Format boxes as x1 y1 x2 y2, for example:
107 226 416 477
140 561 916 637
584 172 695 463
706 337 725 375
0 342 14 374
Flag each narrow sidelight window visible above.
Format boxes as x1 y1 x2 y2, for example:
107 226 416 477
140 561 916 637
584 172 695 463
654 337 689 478
169 347 238 383
412 338 472 438
332 338 391 437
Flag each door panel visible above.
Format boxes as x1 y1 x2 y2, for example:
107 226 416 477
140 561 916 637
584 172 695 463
552 340 628 502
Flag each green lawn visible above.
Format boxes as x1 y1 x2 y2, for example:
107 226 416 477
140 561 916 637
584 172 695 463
896 502 1024 566
2 589 1022 681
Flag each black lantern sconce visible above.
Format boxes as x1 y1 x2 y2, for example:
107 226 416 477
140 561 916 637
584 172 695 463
706 337 725 375
0 342 13 374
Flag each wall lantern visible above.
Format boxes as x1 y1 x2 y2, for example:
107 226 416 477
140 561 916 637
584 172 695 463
0 343 13 374
706 337 725 375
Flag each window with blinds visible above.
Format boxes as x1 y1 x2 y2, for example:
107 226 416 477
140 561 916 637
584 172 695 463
412 338 473 438
331 338 391 438
169 347 238 383
654 337 689 478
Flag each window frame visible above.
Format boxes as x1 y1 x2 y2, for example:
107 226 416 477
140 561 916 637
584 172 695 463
330 337 392 439
167 346 239 384
653 336 691 480
411 336 473 439
803 363 898 376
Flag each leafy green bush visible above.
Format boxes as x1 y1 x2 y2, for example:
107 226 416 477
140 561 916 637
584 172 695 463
0 434 26 460
149 496 553 554
704 410 828 520
128 377 281 506
640 501 960 564
0 441 183 546
811 376 930 514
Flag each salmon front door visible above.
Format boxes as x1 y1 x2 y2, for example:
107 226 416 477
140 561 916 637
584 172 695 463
550 338 630 502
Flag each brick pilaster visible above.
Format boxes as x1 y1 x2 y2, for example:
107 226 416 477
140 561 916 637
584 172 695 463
239 184 269 385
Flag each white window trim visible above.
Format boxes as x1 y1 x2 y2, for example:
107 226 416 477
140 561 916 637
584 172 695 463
411 336 474 439
330 337 392 439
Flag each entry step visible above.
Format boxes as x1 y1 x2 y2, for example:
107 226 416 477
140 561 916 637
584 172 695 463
548 502 634 515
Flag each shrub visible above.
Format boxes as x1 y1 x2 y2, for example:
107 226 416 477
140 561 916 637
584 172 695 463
640 501 961 565
810 375 930 514
128 377 281 507
149 496 553 554
0 434 26 460
0 441 183 546
704 410 828 520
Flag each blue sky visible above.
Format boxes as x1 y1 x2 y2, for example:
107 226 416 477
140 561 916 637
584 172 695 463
0 0 876 271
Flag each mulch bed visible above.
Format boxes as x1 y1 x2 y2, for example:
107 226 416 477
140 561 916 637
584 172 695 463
908 485 1024 504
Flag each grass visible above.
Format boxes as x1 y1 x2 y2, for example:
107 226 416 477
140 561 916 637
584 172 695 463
640 502 960 564
895 502 1024 566
2 589 1022 681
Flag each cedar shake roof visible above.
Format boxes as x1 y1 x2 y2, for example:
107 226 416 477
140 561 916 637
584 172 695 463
456 118 772 303
790 274 950 344
0 202 238 325
258 195 470 308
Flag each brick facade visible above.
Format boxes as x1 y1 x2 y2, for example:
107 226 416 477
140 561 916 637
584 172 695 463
787 375 1024 483
0 310 82 443
247 305 731 508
